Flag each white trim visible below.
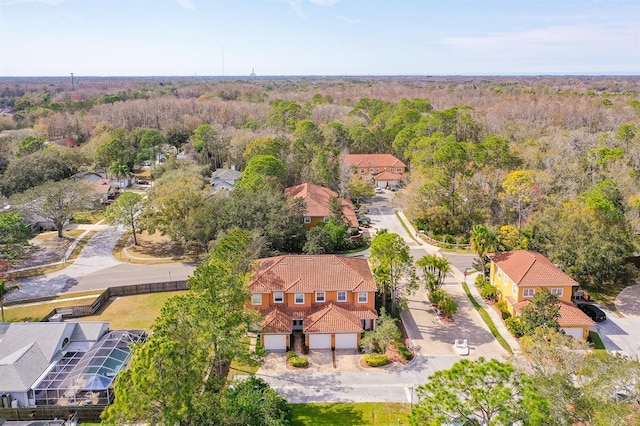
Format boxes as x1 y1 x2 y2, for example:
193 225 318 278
337 290 347 302
551 288 564 297
251 293 262 305
523 288 535 298
294 293 305 304
357 292 368 303
315 291 326 303
273 291 284 303
304 216 311 224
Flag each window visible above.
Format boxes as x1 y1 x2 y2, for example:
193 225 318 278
273 292 284 303
295 293 305 304
497 270 502 280
369 168 374 173
360 168 365 174
375 168 380 173
551 288 564 297
315 292 326 302
323 216 330 222
504 274 508 285
512 283 517 295
358 292 368 303
251 293 262 305
337 291 347 302
523 288 535 298
304 216 311 224
396 168 402 173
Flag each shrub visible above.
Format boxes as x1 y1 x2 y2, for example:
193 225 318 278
496 300 509 313
438 295 458 318
475 275 489 288
255 338 265 356
289 356 308 368
429 288 447 305
394 337 413 361
479 284 500 302
286 350 297 359
364 353 388 367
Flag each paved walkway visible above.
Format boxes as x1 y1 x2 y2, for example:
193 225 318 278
6 226 124 302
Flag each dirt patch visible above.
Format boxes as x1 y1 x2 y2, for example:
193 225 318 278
125 231 185 259
9 232 79 269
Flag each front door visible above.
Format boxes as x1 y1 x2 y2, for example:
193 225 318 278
292 319 304 331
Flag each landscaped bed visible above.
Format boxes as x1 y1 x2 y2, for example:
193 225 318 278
290 402 410 425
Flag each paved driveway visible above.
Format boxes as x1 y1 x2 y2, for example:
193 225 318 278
596 306 640 357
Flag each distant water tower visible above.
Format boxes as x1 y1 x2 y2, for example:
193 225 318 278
250 68 256 77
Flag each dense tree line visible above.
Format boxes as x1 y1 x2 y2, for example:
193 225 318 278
1 76 639 290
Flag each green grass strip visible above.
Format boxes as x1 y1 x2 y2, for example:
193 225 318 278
394 211 421 244
461 282 513 355
588 331 606 350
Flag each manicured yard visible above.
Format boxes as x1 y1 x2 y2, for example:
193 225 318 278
4 291 103 322
80 290 188 330
290 403 411 425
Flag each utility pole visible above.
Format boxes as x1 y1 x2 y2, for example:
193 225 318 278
70 73 75 91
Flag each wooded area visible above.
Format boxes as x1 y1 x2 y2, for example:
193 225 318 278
1 75 639 291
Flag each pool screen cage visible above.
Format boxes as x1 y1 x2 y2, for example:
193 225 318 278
33 330 146 407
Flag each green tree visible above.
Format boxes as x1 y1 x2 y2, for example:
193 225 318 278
266 99 310 132
520 329 640 425
0 212 31 259
236 154 287 192
16 135 46 157
500 170 537 228
140 167 210 250
109 161 130 187
470 224 497 275
347 175 376 205
614 123 637 146
416 254 451 291
0 278 20 323
409 357 549 426
360 308 401 353
369 231 417 314
192 124 227 168
95 138 133 177
105 192 144 245
506 288 560 337
220 375 291 426
12 179 100 238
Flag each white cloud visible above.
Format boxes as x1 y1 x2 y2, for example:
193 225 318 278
176 0 195 10
0 0 65 5
337 14 359 24
308 0 340 5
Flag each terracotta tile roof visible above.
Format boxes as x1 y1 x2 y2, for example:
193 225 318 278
373 171 403 181
261 308 292 333
511 300 595 327
346 154 406 169
286 279 315 293
284 182 358 227
250 255 377 293
488 251 578 287
304 304 364 333
257 303 377 333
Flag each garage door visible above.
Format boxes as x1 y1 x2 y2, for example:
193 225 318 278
561 327 583 339
263 334 287 351
335 334 357 349
309 334 331 349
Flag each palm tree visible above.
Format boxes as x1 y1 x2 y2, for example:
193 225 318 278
0 279 19 323
417 254 451 290
470 225 497 276
109 161 130 188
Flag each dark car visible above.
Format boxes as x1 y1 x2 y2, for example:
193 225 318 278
357 216 371 224
577 303 606 322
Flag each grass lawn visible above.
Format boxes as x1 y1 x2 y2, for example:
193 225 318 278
80 290 188 330
588 331 606 350
290 403 411 425
583 281 629 312
4 291 104 322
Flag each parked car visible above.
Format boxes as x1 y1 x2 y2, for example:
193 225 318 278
137 180 150 185
357 216 371 224
375 187 384 193
577 303 606 322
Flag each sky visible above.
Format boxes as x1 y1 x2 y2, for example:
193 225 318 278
0 0 638 77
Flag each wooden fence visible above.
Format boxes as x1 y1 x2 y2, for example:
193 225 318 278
42 280 189 322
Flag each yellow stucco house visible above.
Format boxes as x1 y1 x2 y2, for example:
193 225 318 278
487 250 595 340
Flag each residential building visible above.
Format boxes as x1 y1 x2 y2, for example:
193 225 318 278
345 154 406 188
0 322 145 408
210 166 242 193
487 250 595 339
248 255 378 351
284 182 358 229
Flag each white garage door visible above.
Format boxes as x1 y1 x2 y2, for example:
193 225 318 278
309 334 332 349
561 327 583 339
263 334 287 351
335 334 357 349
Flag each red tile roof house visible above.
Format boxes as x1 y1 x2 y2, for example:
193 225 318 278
345 154 406 189
284 182 358 230
248 255 378 351
487 250 595 340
